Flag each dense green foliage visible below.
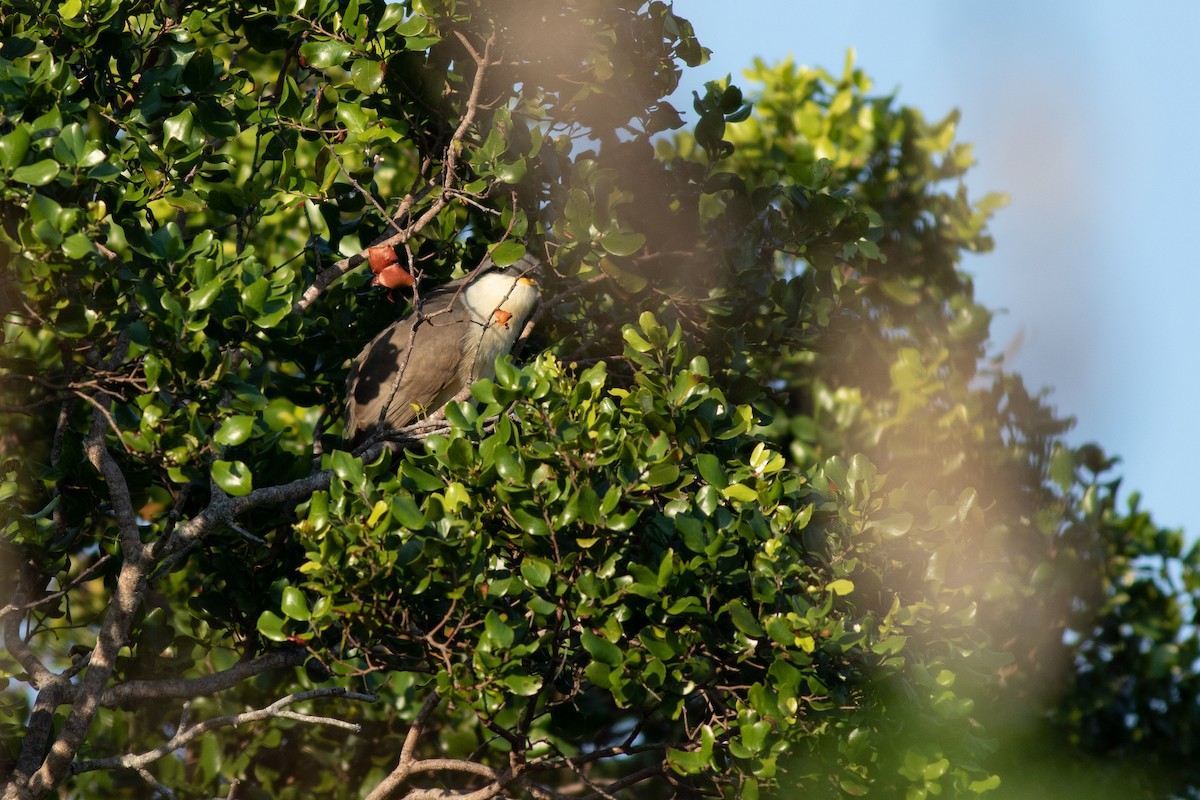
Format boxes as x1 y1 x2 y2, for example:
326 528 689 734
1 1 1198 799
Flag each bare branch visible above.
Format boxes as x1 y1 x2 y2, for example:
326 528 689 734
576 765 665 800
72 688 376 775
2 564 60 689
94 647 308 707
135 766 177 800
82 334 139 555
158 468 333 562
0 555 113 620
364 691 443 800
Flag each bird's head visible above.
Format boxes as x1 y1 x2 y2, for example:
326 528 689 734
461 255 541 326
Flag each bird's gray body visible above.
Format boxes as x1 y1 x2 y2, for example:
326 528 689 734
344 257 540 445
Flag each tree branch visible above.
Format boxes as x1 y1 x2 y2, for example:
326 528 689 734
0 554 113 619
3 333 154 800
72 688 376 775
364 690 443 800
93 647 308 707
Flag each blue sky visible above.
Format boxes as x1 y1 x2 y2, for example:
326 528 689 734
673 0 1200 538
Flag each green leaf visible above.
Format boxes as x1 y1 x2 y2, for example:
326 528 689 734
493 445 524 482
61 233 94 259
969 775 1002 792
868 512 913 539
489 240 527 267
512 507 549 537
0 127 31 170
214 415 255 446
667 725 715 774
162 107 198 151
11 160 60 186
256 611 289 643
502 673 543 696
390 495 426 529
336 102 369 134
622 327 653 353
696 454 728 488
212 460 253 496
281 586 311 621
351 59 385 94
520 558 552 588
494 158 527 184
826 579 854 596
189 279 224 312
483 611 514 649
581 631 622 666
390 13 428 36
301 40 353 69
727 600 765 637
600 230 646 257
329 450 364 487
722 483 758 503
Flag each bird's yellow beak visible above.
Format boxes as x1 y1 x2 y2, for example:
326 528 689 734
518 276 537 286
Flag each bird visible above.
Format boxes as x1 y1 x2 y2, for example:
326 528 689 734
343 254 541 446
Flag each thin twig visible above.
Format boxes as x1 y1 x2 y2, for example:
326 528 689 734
72 688 376 774
0 554 113 619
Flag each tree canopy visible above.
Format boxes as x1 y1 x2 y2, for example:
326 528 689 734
2 1 1198 799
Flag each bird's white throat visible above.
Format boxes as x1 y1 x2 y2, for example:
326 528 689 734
462 271 539 323
460 271 539 381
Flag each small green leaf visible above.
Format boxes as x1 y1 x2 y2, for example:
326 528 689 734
189 280 224 312
212 460 253 496
722 483 758 503
281 586 311 622
12 160 60 186
622 327 653 353
390 495 425 529
600 230 646 257
493 445 524 482
868 512 913 539
581 631 622 666
62 233 94 259
336 103 369 134
256 610 288 642
329 450 364 487
826 578 854 596
301 39 353 69
520 558 552 588
0 127 31 169
162 107 197 150
489 240 527 267
727 600 765 637
512 507 549 537
214 415 255 446
391 13 428 35
502 674 543 696
494 158 527 184
969 775 1002 792
484 611 514 649
667 725 715 774
351 59 385 93
696 454 727 488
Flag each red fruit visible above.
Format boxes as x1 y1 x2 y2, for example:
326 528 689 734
366 244 399 274
371 264 414 289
